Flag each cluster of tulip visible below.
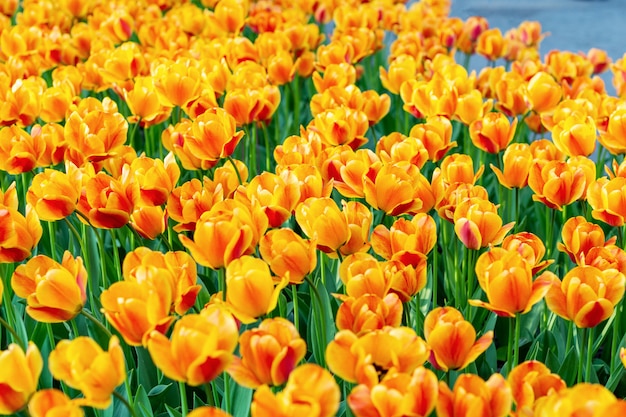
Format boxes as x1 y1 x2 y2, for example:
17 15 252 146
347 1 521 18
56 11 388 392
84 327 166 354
2 0 626 416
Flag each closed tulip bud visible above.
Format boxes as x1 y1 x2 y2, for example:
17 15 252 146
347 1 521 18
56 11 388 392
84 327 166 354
28 389 84 417
599 108 626 154
148 307 238 386
469 112 517 154
470 249 554 317
348 367 438 417
130 204 166 240
251 364 340 417
437 374 512 417
0 342 42 415
508 361 566 415
188 107 245 163
78 171 135 229
228 317 306 388
380 54 418 95
490 143 533 189
259 228 317 284
424 307 493 372
11 251 87 323
225 255 288 323
527 71 562 113
340 200 372 257
335 293 403 335
545 265 625 328
550 112 597 157
49 336 125 409
27 169 80 221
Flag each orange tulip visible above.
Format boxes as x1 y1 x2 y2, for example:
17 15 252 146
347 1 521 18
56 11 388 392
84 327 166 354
27 168 80 221
326 327 430 386
584 245 626 275
384 258 428 302
502 232 553 274
0 342 42 415
348 367 438 417
28 389 84 417
127 153 180 207
224 255 288 323
455 88 493 126
508 361 566 415
123 76 171 127
228 317 306 388
527 71 562 113
167 178 224 232
476 28 507 61
470 249 554 317
49 336 125 409
586 176 626 227
339 253 391 299
400 74 458 119
78 171 135 229
122 247 200 316
0 125 45 174
0 189 42 263
309 106 369 149
371 214 437 261
432 153 484 198
453 197 514 250
152 59 201 108
599 108 626 154
129 204 167 240
379 54 418 95
545 265 625 328
550 112 597 157
409 115 457 162
469 112 517 154
147 307 238 386
493 72 531 117
437 373 512 417
259 228 317 284
11 251 87 323
424 307 493 371
528 159 586 210
533 383 617 417
187 408 233 417
335 293 403 336
363 161 434 217
320 146 380 199
251 364 340 417
179 199 268 270
490 143 533 189
186 107 245 163
295 197 350 256
376 132 429 169
340 200 372 257
100 277 175 347
312 63 357 94
557 216 615 264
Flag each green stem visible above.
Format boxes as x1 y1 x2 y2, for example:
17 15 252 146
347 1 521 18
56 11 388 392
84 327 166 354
226 156 243 186
292 75 301 135
432 239 438 309
94 229 110 291
577 327 586 384
47 323 56 350
70 318 80 339
81 309 113 339
507 315 513 375
611 299 622 370
304 274 328 368
586 326 594 382
291 284 300 334
179 381 188 417
113 390 137 417
262 123 272 172
47 221 57 261
565 320 573 356
204 383 215 407
110 229 122 283
0 315 26 349
223 373 232 414
218 267 227 301
513 314 521 370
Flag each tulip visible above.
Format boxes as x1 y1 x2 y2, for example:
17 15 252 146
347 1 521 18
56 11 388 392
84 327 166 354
27 168 80 221
502 232 553 274
0 125 43 174
348 367 438 417
78 171 135 229
186 107 245 163
228 317 306 388
584 245 626 274
320 146 380 199
147 307 238 386
335 293 403 335
251 364 340 417
508 361 565 415
259 228 317 284
179 199 268 270
340 200 373 257
550 112 597 157
490 143 533 189
469 112 517 154
527 71 563 113
310 106 369 149
326 327 430 386
0 195 42 263
127 153 180 207
493 72 530 117
130 204 167 240
476 28 507 61
586 176 626 227
339 253 392 299
363 161 434 217
437 373 512 417
400 74 458 119
384 259 429 302
409 115 457 162
453 197 514 250
533 383 617 417
28 389 84 417
528 159 586 210
380 54 418 95
152 59 201 108
295 197 350 256
371 214 437 261
11 251 87 323
0 342 42 415
424 307 493 371
470 249 554 317
599 108 626 154
557 216 615 264
224 255 288 323
376 132 429 169
545 265 625 328
123 76 171 127
167 178 224 232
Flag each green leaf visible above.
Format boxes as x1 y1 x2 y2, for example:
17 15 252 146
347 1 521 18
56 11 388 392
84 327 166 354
165 404 183 417
557 346 578 387
135 385 154 417
148 384 173 397
230 383 253 417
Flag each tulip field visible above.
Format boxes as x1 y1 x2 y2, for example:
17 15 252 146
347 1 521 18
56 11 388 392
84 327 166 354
3 0 626 415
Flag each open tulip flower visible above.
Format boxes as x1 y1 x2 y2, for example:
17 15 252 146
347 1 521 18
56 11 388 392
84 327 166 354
28 389 84 417
0 187 42 263
545 265 625 328
49 336 125 409
508 361 566 416
533 383 620 417
11 251 87 323
147 306 239 386
586 176 626 227
424 307 493 372
437 373 512 417
0 342 42 415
